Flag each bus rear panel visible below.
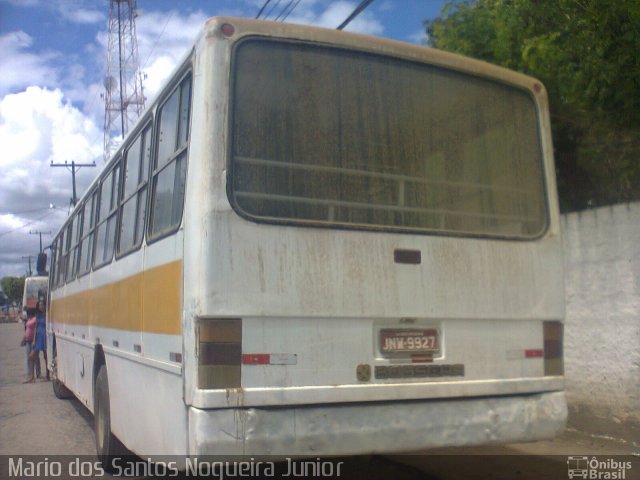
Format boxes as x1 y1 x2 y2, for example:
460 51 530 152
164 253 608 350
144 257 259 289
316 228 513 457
184 18 566 456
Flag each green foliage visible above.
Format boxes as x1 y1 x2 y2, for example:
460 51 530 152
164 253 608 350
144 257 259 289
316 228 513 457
0 276 25 304
426 0 640 211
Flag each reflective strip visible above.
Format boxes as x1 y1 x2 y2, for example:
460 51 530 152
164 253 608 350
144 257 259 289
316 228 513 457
525 349 544 358
242 353 297 365
242 354 270 365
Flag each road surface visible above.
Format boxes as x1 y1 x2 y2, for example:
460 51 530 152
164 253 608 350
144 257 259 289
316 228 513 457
1 322 636 479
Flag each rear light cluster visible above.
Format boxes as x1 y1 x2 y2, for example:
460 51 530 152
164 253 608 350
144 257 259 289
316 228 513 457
198 318 242 388
543 321 563 376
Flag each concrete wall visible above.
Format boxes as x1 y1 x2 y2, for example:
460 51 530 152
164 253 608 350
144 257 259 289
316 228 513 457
562 203 640 442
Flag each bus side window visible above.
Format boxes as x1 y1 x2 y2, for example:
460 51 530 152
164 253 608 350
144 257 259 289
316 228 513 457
50 239 57 289
149 74 191 240
78 191 97 276
67 211 83 282
94 162 121 268
71 204 85 278
65 221 74 283
119 123 152 255
55 232 65 288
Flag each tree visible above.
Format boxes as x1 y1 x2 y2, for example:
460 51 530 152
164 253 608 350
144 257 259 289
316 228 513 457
0 276 25 305
426 0 640 211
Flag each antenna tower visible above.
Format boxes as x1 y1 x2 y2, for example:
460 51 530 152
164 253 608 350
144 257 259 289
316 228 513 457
103 0 145 162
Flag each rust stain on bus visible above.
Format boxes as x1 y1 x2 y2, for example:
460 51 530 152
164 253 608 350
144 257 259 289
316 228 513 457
50 261 182 335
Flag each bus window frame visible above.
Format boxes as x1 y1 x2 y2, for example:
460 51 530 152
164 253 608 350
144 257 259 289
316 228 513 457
50 238 57 288
226 37 551 242
66 208 83 283
147 68 193 245
116 117 154 260
77 189 98 279
93 158 123 270
54 231 65 289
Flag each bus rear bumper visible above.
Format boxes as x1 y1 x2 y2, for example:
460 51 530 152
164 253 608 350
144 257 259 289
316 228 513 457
188 390 567 457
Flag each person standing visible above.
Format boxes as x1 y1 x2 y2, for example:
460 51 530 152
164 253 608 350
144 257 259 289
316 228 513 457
33 300 49 381
22 310 39 383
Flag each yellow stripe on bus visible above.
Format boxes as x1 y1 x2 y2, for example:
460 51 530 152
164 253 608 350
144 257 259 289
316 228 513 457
50 261 182 335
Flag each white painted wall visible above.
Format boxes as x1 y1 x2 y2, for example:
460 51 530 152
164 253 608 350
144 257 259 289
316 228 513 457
562 203 640 441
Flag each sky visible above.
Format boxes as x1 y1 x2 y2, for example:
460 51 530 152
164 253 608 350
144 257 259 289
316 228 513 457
0 0 447 280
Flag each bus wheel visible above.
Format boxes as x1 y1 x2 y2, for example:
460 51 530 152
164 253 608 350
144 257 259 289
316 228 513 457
94 365 122 471
52 377 73 399
51 359 73 399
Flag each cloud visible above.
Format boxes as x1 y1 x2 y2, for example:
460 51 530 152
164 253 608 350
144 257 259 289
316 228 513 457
1 0 105 26
57 4 104 25
135 10 209 102
0 87 102 278
0 87 101 172
0 31 60 96
407 29 428 45
0 0 41 6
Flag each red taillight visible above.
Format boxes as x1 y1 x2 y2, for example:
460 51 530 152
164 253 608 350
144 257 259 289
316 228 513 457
198 318 241 388
221 23 235 37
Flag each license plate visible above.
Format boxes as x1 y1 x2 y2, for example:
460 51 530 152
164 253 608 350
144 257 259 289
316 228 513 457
380 328 439 356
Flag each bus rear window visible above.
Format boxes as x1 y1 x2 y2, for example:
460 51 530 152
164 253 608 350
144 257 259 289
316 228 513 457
230 40 548 238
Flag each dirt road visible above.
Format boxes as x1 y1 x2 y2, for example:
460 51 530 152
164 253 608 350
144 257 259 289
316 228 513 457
1 322 636 479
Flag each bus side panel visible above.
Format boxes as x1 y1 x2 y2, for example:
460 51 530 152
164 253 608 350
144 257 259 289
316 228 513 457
101 227 186 455
50 289 95 410
53 333 94 408
106 352 188 456
50 235 186 455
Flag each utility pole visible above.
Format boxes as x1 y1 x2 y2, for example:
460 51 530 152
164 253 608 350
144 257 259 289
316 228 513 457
103 0 145 162
29 230 51 253
50 160 96 207
21 256 33 277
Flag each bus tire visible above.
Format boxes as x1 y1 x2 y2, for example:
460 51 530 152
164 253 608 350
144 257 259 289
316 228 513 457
94 365 123 471
52 377 73 399
51 354 73 399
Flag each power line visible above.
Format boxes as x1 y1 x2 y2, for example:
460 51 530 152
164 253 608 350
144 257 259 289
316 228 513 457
278 0 302 22
0 206 53 216
141 10 175 70
264 0 282 20
275 0 295 21
0 209 59 239
337 0 375 30
256 0 273 19
282 0 302 21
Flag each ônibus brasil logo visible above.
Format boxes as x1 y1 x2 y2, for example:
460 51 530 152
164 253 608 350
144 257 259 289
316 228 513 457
567 456 633 479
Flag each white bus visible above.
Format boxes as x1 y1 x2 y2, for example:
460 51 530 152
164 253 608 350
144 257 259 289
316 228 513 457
22 275 48 320
48 17 566 463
